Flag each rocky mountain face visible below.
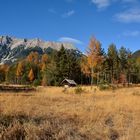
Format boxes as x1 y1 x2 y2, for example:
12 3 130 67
0 36 76 64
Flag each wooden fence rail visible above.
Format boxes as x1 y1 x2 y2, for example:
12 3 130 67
0 85 36 92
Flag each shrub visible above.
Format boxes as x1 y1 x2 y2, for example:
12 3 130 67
33 79 41 87
74 86 84 94
98 80 110 90
99 84 110 90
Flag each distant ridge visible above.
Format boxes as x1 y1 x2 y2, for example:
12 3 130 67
132 50 140 58
0 36 76 64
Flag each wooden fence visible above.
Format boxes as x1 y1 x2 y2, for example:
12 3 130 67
0 85 36 92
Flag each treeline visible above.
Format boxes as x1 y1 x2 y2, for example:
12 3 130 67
81 37 140 85
0 46 83 86
0 37 140 86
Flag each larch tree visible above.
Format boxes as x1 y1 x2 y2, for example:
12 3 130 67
27 52 34 62
16 62 24 84
41 54 48 64
81 56 91 77
28 68 35 82
42 73 47 86
41 63 46 72
82 37 104 86
27 52 39 64
33 52 39 65
41 54 48 71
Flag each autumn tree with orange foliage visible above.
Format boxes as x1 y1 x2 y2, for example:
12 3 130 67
81 37 104 86
28 68 35 82
0 38 140 86
27 52 39 64
81 56 90 77
41 54 48 64
16 62 24 84
41 54 48 71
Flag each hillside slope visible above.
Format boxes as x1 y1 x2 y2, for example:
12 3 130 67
132 50 140 58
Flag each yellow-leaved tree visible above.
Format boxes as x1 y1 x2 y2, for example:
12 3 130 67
16 62 24 84
41 54 48 71
41 54 48 64
28 68 34 82
27 52 39 64
81 37 104 86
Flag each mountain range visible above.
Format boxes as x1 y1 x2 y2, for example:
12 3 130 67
0 36 140 65
0 36 76 64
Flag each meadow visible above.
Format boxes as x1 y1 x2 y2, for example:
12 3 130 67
0 86 140 140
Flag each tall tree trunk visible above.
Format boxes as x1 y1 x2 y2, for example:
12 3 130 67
91 67 94 89
111 65 114 84
97 72 99 85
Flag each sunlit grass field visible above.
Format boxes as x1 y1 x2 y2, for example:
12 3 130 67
0 86 140 140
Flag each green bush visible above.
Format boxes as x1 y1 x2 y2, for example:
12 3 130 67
99 84 110 90
98 80 110 90
33 79 41 87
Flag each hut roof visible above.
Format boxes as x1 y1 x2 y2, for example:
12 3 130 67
61 78 77 85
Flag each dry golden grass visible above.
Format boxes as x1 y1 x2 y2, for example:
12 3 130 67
0 86 140 140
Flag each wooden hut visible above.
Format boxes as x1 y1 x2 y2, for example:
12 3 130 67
61 79 77 87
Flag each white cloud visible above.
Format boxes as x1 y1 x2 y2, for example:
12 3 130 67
48 8 57 14
91 0 110 9
91 0 138 10
115 8 140 23
123 31 140 37
62 10 75 18
48 9 75 18
58 37 83 44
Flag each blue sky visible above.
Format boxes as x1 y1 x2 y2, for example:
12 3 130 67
0 0 140 52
